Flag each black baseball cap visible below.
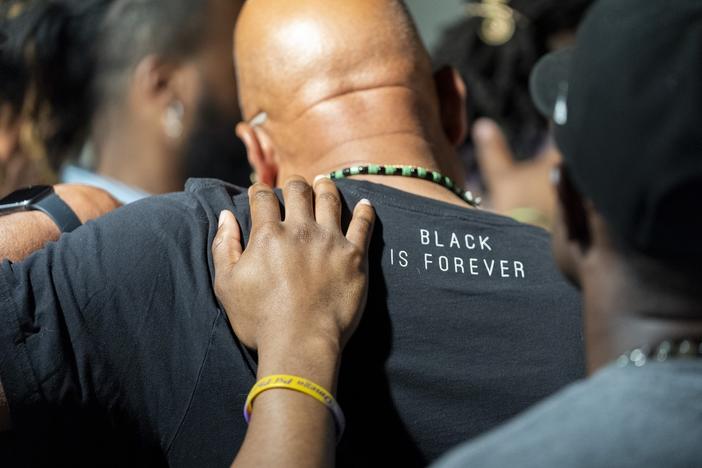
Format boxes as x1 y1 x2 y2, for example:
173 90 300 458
530 0 702 261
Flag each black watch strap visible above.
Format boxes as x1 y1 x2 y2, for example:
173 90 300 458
33 192 82 233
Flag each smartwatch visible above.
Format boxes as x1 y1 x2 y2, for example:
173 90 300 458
0 186 82 233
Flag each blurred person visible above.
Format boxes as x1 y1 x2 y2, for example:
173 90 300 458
0 1 120 264
0 0 53 195
434 0 592 161
0 0 249 256
471 117 561 229
214 1 702 467
0 0 583 466
433 0 592 226
3 0 249 204
0 59 46 196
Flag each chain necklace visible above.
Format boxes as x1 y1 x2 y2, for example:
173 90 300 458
329 164 482 208
617 338 702 368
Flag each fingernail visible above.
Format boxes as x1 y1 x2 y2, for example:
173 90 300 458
313 174 330 186
359 198 372 207
218 211 227 227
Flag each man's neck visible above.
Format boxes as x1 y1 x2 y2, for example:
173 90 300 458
580 253 702 375
280 133 470 208
96 130 183 195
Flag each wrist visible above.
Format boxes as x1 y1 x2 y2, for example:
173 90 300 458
0 211 61 262
31 210 62 240
53 185 87 223
257 334 341 394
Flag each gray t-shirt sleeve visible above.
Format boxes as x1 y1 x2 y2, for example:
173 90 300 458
433 361 702 468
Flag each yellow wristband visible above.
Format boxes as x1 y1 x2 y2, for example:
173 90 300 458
244 374 346 441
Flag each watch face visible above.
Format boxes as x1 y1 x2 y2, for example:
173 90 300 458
0 186 53 207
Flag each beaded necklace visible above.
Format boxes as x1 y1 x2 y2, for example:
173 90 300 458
329 164 482 208
617 338 702 368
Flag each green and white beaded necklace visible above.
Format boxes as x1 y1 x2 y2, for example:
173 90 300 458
329 164 482 208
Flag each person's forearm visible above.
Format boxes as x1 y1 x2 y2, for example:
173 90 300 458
232 336 342 468
0 211 60 262
0 211 60 430
0 212 57 428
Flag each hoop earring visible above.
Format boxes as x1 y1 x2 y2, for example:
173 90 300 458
163 101 185 140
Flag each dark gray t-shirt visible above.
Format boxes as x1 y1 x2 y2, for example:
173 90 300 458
435 359 702 468
0 179 584 467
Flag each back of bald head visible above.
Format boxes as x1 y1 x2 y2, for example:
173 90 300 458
234 0 435 123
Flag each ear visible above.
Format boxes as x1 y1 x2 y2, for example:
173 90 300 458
236 122 278 186
132 56 175 112
434 66 468 147
131 56 199 138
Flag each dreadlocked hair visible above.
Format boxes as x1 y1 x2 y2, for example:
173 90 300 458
433 0 593 160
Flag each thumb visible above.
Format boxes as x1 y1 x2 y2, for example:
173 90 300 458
212 210 243 273
473 118 516 188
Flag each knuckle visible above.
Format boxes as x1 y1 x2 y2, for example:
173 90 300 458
253 189 277 203
340 242 363 263
213 278 227 298
285 178 312 195
253 221 281 237
250 222 281 247
252 233 274 249
348 246 365 264
212 233 225 252
317 227 333 242
292 222 314 244
317 191 341 207
285 174 307 184
250 182 272 192
354 213 374 231
316 177 337 190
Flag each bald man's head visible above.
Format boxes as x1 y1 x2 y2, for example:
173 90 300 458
236 0 431 117
234 0 468 185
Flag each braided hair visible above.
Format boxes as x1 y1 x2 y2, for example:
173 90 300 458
433 0 593 161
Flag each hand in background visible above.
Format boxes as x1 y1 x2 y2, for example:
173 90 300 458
212 176 375 356
54 184 122 224
473 118 561 229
